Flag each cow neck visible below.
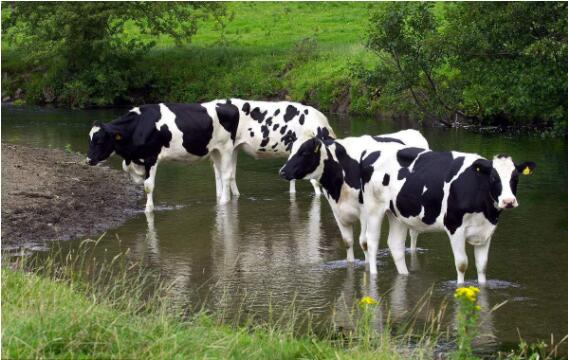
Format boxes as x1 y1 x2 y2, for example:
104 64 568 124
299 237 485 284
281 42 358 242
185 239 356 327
319 145 344 203
108 114 141 162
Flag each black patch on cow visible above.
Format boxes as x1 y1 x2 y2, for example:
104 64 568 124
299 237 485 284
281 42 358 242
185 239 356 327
373 136 405 145
299 114 305 125
397 147 425 167
250 107 267 123
158 124 172 147
266 117 273 126
360 151 381 187
334 143 362 190
283 105 300 122
382 173 390 186
319 148 343 202
359 150 381 204
280 125 288 135
260 125 270 139
272 143 278 149
444 163 501 234
242 102 251 115
396 151 456 225
169 104 214 156
510 170 519 195
260 138 270 147
281 131 297 152
274 109 281 116
304 109 308 115
446 156 465 182
249 131 254 137
259 148 266 152
216 102 239 142
273 124 280 131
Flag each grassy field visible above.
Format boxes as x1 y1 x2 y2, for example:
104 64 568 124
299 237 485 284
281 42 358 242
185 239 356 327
1 241 436 360
139 2 380 112
2 2 380 112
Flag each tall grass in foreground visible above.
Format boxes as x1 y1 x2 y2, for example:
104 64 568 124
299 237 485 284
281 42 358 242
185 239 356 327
2 236 565 359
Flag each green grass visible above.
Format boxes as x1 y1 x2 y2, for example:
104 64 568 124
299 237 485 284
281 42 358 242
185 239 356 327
1 239 436 359
2 2 382 111
137 2 380 110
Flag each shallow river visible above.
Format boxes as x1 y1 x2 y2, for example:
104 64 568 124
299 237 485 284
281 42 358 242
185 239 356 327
2 105 567 354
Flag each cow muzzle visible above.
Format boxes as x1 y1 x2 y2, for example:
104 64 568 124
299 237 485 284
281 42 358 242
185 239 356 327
279 168 293 181
86 157 98 166
499 198 518 209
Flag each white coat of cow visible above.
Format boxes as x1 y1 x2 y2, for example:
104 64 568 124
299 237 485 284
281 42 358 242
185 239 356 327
279 130 429 264
361 148 536 284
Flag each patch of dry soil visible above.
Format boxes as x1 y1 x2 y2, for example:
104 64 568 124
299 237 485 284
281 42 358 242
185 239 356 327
1 143 142 250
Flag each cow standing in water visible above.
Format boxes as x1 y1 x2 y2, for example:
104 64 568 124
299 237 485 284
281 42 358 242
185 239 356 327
225 98 335 195
279 130 429 264
360 148 536 284
87 100 335 212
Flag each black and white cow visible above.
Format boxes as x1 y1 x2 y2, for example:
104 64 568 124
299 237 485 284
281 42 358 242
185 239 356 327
87 102 238 212
361 148 536 283
279 130 429 264
87 99 335 212
229 98 335 194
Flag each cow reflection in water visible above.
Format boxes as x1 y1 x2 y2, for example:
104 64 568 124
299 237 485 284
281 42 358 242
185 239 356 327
142 211 192 300
209 195 326 313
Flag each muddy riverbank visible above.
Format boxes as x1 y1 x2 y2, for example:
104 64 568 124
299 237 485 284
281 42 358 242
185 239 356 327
1 143 142 250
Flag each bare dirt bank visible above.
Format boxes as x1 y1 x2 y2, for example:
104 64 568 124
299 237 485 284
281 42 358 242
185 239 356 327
1 143 142 250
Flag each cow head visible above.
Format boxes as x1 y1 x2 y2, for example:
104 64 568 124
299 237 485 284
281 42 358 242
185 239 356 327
279 137 326 181
472 155 536 209
86 123 119 165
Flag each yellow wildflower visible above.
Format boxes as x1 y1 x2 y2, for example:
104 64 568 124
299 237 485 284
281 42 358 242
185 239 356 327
454 286 479 302
359 296 378 305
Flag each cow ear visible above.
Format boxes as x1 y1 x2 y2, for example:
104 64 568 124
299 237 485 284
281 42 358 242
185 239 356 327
473 158 492 174
516 161 536 176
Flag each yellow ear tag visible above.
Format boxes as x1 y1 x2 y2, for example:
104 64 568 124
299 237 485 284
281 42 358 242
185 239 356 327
522 166 531 175
314 144 320 153
115 133 122 141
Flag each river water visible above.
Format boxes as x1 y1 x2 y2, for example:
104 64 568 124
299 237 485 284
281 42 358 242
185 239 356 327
2 105 567 354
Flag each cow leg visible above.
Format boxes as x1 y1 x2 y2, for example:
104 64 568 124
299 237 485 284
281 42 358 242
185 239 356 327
212 161 222 197
449 231 468 285
310 179 322 196
365 208 386 275
289 179 296 194
230 150 240 197
144 162 158 213
218 152 233 205
386 214 409 275
474 237 492 285
336 220 355 262
358 216 369 263
409 229 419 252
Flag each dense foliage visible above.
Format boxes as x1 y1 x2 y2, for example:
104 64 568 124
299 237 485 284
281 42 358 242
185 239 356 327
366 2 568 133
2 2 220 107
2 2 566 133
